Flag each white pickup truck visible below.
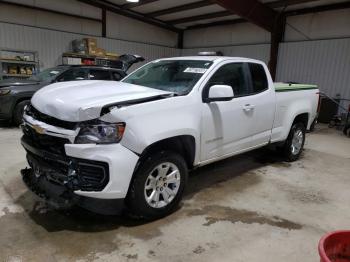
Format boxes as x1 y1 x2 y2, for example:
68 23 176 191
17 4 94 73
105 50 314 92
21 56 319 219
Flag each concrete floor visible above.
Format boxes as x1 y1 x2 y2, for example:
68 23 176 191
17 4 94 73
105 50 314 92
0 124 349 262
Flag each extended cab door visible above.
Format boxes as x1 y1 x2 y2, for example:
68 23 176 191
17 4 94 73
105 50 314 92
245 63 275 146
200 62 257 162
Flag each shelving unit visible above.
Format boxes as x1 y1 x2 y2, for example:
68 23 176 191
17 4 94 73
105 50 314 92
0 49 39 80
62 52 122 69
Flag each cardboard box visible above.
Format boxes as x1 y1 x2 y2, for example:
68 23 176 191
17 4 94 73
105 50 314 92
88 49 97 55
84 38 97 55
105 52 119 57
95 48 105 57
85 38 97 48
26 67 33 75
19 67 26 75
8 66 17 74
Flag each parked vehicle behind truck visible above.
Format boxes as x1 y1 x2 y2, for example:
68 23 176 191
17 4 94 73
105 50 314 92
20 56 319 219
0 54 144 125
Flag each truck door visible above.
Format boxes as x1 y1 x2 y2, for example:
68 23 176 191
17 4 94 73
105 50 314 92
246 63 275 146
200 62 257 162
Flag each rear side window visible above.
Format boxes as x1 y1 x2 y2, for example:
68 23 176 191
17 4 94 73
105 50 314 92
248 63 268 93
207 63 249 97
89 70 111 80
57 68 88 82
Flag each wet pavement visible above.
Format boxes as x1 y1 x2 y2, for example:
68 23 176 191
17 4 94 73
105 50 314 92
0 124 350 261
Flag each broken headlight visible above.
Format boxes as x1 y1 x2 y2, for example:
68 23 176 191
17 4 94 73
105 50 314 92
75 121 125 144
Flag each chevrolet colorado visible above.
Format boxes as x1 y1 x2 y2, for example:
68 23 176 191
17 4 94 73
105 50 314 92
20 56 319 219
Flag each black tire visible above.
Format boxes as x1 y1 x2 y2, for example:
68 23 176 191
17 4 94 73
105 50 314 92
328 120 335 128
13 100 30 126
343 124 350 137
282 122 306 162
309 118 317 132
126 151 188 220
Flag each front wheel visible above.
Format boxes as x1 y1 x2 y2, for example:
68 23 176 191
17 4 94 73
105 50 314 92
282 122 306 162
126 151 188 220
13 100 30 126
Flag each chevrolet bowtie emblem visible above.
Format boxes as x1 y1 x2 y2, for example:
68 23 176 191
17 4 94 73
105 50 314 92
32 125 45 134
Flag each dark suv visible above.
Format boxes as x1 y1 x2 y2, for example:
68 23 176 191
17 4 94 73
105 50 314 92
0 55 144 125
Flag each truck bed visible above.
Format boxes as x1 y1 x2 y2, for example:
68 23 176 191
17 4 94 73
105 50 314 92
271 83 319 143
274 83 318 92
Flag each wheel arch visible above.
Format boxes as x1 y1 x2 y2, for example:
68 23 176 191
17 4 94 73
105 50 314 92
13 97 31 110
292 112 309 128
12 97 31 122
138 135 196 170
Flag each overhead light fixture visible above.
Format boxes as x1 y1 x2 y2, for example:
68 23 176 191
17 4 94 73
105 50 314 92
126 0 139 2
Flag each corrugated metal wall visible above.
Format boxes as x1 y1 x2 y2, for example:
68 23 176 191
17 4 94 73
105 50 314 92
0 22 180 71
276 38 350 110
1 21 349 109
181 44 271 64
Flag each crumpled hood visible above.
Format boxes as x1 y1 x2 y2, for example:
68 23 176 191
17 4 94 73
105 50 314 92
31 80 172 122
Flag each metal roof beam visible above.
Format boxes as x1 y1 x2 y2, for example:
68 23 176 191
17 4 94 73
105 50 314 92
213 0 278 32
148 0 214 17
186 18 246 30
268 0 322 8
78 0 181 32
285 1 350 16
167 10 232 25
121 0 160 10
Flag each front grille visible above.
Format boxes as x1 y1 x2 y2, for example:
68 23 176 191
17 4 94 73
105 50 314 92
24 147 109 192
22 105 109 192
22 124 70 155
77 161 109 191
25 104 77 130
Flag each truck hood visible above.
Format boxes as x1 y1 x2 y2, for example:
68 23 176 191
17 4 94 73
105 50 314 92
31 80 172 122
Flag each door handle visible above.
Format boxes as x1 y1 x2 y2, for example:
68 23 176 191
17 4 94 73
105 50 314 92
243 104 255 112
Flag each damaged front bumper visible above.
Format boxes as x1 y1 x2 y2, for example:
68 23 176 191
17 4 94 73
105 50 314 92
21 167 124 215
21 138 126 215
20 111 140 214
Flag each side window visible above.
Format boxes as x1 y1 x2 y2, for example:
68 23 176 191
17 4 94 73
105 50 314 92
248 63 268 93
89 69 111 80
207 63 249 97
57 68 88 82
111 71 123 81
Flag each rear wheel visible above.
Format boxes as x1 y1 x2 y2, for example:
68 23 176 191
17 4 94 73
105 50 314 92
282 122 306 162
343 124 350 137
126 151 188 220
13 100 30 126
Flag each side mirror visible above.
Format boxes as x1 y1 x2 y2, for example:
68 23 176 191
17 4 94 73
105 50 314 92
204 85 234 103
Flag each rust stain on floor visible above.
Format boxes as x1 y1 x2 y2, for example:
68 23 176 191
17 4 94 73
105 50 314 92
187 205 302 230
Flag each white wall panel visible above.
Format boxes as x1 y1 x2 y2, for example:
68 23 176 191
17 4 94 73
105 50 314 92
0 3 101 36
181 44 271 64
3 0 101 19
183 23 270 48
285 9 350 41
0 22 180 72
276 38 350 101
106 11 178 47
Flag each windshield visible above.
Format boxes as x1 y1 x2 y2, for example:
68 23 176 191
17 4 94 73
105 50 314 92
122 60 213 95
29 67 68 82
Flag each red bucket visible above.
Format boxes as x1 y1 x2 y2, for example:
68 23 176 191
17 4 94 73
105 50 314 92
319 231 350 262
